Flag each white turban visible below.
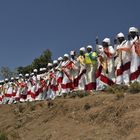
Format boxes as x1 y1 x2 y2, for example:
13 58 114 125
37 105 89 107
129 27 139 33
42 68 46 71
39 68 43 71
48 63 52 67
64 54 69 58
87 45 93 49
117 32 124 38
53 60 58 64
33 69 38 73
58 57 63 61
70 51 75 55
25 73 29 77
80 47 86 52
5 78 8 81
30 73 34 76
11 77 14 80
16 77 19 80
19 73 23 77
103 38 111 45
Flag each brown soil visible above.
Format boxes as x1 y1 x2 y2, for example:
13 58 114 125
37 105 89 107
0 92 140 140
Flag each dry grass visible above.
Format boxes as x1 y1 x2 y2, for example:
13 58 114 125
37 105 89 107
116 92 125 100
129 82 140 94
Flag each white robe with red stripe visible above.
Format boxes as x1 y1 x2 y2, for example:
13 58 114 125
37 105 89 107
46 69 56 99
20 81 28 102
34 75 43 101
0 86 3 104
26 80 33 102
115 40 131 85
15 83 21 102
70 58 80 91
5 83 13 104
50 69 58 99
128 37 140 83
61 60 73 94
98 46 115 88
55 64 63 96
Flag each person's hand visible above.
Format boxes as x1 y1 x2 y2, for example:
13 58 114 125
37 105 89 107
104 47 108 53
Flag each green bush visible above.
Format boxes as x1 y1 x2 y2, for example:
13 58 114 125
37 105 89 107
129 82 140 94
0 131 8 140
76 91 89 98
105 84 128 94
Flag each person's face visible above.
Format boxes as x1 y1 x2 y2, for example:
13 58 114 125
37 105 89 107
26 76 29 79
48 66 52 70
53 63 58 67
16 79 19 82
87 48 92 53
130 32 137 39
64 57 68 61
80 51 84 55
71 55 75 59
118 37 125 44
102 42 108 48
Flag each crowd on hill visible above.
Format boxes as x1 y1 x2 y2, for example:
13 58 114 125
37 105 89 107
0 26 140 104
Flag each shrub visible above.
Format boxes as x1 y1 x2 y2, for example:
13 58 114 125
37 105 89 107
69 92 76 98
0 131 8 140
129 82 140 94
105 84 128 94
76 91 89 98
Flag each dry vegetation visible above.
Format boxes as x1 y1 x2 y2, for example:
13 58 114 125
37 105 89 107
0 83 140 140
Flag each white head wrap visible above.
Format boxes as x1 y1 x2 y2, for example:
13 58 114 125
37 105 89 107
53 60 58 64
58 57 63 61
103 38 111 45
87 45 93 49
48 63 53 67
129 27 139 33
80 47 86 52
117 32 124 38
25 73 29 77
64 54 69 58
70 51 75 55
33 69 38 73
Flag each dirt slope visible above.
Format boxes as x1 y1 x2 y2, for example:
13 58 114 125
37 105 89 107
0 92 140 140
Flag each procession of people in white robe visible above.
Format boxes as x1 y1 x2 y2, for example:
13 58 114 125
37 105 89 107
0 27 140 104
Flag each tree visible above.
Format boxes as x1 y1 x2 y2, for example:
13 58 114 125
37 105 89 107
16 65 33 75
32 49 52 69
16 49 52 75
0 66 13 79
